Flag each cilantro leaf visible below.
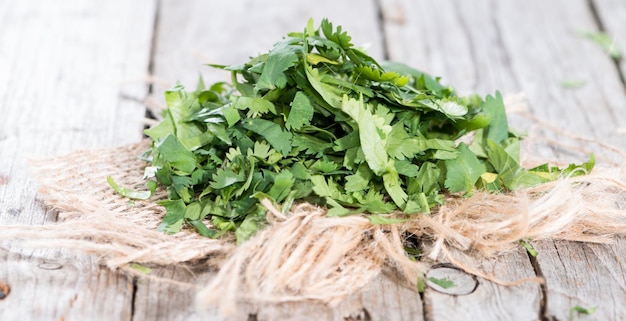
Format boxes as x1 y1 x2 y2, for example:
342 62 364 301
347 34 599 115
267 170 295 203
242 118 293 156
125 18 595 242
233 96 277 115
107 176 156 200
154 134 198 175
286 91 314 130
482 92 509 144
256 38 300 91
444 143 486 194
340 95 391 176
157 199 186 234
487 140 546 190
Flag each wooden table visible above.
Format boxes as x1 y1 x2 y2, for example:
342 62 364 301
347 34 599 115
2 1 626 320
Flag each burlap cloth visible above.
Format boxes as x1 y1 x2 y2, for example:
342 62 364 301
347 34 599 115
2 130 626 316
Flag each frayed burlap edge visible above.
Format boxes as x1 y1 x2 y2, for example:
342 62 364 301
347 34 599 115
0 114 625 316
0 141 235 270
196 166 626 315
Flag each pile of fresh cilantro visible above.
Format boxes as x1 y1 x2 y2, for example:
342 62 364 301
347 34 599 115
112 19 593 243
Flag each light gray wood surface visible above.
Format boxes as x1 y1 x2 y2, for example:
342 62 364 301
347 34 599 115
382 1 626 321
423 249 541 321
144 1 424 320
534 238 626 321
152 0 385 95
592 0 626 84
2 0 626 320
0 1 154 320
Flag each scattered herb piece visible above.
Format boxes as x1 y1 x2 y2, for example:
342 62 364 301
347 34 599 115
569 305 598 320
119 18 594 242
416 276 426 293
560 79 586 89
129 263 153 275
107 176 156 200
520 239 538 257
580 31 622 59
427 276 456 289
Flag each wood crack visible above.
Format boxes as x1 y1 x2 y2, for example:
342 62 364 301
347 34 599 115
130 277 138 321
526 246 554 321
588 0 626 92
145 0 162 122
373 0 391 61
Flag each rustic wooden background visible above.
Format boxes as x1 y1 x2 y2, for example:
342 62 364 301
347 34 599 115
1 0 626 320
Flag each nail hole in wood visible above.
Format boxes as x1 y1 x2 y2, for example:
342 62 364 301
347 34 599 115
38 262 63 270
0 282 10 300
426 263 479 296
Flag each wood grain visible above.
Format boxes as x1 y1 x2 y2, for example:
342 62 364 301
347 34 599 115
143 1 426 320
196 271 424 321
0 0 155 320
151 0 385 93
381 0 626 320
382 0 626 161
2 0 626 320
0 0 154 224
533 238 626 321
423 250 541 321
592 0 626 84
0 246 133 321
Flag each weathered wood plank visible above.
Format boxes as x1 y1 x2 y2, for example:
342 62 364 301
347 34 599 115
0 0 156 320
152 0 385 91
533 238 626 321
131 264 216 321
0 0 153 224
381 0 626 320
423 249 541 321
592 0 626 86
0 247 133 321
382 0 626 160
143 1 425 320
196 271 424 321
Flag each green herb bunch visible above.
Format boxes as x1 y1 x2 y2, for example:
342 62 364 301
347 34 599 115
116 19 593 243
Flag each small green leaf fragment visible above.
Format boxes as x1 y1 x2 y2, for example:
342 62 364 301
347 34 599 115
210 168 245 189
428 276 456 289
128 263 152 275
482 92 509 144
561 79 586 89
520 239 538 257
439 100 468 117
580 31 622 59
306 53 339 65
157 199 186 234
417 276 426 293
569 305 598 321
367 214 409 225
340 95 391 175
235 210 265 245
107 176 154 200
